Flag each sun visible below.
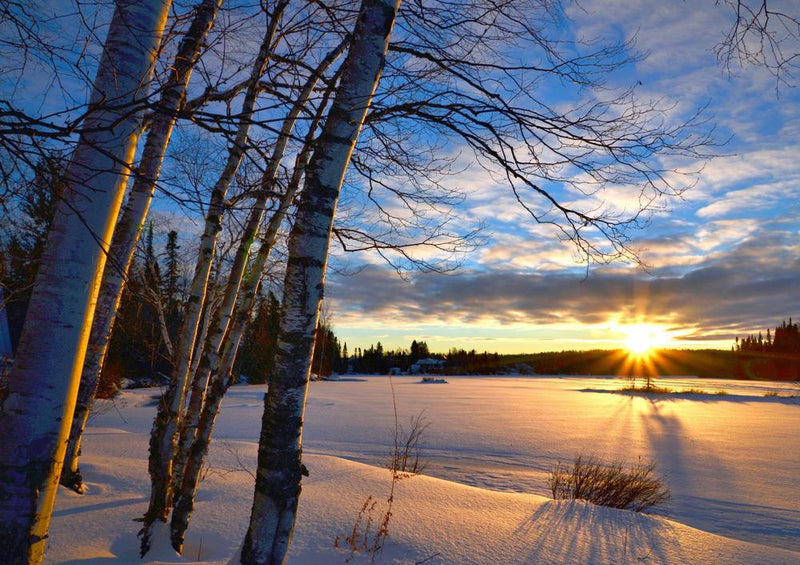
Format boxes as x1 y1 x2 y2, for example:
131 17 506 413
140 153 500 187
626 332 654 355
622 324 668 357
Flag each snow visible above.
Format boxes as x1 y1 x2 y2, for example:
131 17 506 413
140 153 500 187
46 376 800 564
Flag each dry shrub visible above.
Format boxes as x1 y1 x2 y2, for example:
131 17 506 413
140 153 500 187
390 412 428 477
548 455 670 512
336 378 428 562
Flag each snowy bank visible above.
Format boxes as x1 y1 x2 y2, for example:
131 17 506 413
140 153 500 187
45 378 800 564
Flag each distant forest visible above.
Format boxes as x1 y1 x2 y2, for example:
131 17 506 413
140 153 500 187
735 319 800 354
344 319 800 381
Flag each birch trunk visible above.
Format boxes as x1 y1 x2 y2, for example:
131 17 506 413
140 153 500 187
59 0 222 495
140 3 287 554
169 44 345 551
0 1 170 563
170 100 327 550
242 2 400 563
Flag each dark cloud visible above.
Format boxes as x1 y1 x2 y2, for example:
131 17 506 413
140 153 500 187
327 236 800 341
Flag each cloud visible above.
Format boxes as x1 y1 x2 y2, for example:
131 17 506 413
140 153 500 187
328 230 800 344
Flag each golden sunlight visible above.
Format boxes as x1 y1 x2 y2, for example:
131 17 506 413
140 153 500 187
622 324 669 357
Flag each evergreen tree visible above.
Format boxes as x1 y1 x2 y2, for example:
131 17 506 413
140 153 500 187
162 230 182 342
236 291 281 384
0 154 67 350
163 230 180 303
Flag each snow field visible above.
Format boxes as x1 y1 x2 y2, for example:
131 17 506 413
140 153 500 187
46 376 800 564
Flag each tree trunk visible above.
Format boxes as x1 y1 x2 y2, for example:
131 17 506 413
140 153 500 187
59 0 222 495
241 2 400 563
169 43 345 552
169 85 333 548
0 1 170 563
140 3 287 555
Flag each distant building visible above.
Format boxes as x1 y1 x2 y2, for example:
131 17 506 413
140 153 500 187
409 358 445 374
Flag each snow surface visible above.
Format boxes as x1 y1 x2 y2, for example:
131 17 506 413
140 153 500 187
46 376 800 564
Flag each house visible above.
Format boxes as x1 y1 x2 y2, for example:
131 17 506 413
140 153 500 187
409 358 445 374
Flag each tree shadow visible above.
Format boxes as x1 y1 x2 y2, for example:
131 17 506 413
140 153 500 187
581 388 800 405
53 496 147 518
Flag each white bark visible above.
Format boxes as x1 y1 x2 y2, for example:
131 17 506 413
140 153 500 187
0 1 170 563
170 113 324 551
60 0 222 495
169 43 345 552
141 3 287 554
242 2 400 563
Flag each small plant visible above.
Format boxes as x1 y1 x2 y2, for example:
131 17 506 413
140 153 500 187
548 455 670 512
390 412 429 477
335 495 391 562
337 377 428 562
619 384 675 394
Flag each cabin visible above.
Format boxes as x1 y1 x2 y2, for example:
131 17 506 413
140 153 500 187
409 358 446 374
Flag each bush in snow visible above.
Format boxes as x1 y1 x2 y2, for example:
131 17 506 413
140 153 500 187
548 455 669 512
336 383 429 561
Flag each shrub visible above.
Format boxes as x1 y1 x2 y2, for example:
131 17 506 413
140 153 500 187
336 379 428 562
390 412 429 477
619 384 675 394
548 456 670 512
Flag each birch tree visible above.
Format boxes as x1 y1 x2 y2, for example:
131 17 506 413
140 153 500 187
0 1 171 563
242 2 401 563
60 0 223 494
139 2 289 553
170 71 339 549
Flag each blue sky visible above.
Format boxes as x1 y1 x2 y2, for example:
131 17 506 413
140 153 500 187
326 0 800 354
4 1 798 355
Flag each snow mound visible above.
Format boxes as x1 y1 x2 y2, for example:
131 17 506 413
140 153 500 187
47 452 800 565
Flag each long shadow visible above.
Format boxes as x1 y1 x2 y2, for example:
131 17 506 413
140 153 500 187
53 496 148 517
680 496 800 552
518 500 681 564
581 388 800 405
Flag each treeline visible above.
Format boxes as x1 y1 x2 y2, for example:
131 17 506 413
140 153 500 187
344 340 800 381
348 341 514 375
350 340 435 373
735 319 800 354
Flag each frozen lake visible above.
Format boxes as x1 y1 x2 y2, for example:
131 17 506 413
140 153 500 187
285 376 799 551
96 375 799 552
58 374 799 564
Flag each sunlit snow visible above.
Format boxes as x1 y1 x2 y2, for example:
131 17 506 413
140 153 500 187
46 376 800 564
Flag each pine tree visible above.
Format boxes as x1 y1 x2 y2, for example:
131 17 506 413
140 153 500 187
162 230 182 343
0 154 67 350
237 291 281 384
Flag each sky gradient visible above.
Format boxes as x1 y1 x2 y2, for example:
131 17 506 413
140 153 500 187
7 1 796 356
326 0 800 354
